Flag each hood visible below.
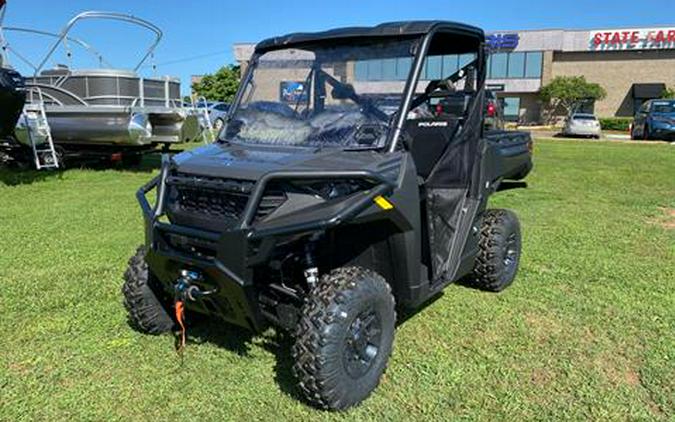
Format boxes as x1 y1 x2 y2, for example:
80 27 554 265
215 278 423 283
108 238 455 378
171 143 390 181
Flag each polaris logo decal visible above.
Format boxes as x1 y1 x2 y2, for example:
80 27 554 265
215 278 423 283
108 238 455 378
418 121 448 127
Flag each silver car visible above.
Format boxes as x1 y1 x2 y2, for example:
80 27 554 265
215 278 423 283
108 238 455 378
562 113 602 139
188 101 230 130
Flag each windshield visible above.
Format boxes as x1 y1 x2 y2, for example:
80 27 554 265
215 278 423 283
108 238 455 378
571 114 596 120
220 39 417 149
651 101 675 114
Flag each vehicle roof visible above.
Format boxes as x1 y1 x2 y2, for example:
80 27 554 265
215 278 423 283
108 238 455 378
255 20 484 53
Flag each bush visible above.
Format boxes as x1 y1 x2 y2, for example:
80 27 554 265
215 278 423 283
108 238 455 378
599 117 633 131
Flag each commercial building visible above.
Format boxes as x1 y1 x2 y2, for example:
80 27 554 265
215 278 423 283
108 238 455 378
233 25 675 124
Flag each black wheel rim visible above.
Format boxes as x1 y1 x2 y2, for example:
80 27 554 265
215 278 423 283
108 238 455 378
343 309 381 378
503 232 519 268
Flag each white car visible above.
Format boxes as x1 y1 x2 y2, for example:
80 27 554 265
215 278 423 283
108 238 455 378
562 113 602 139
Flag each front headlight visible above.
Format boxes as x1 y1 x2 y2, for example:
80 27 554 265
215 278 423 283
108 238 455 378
291 179 374 200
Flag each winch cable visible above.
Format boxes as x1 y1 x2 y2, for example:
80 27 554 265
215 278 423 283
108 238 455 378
174 299 187 359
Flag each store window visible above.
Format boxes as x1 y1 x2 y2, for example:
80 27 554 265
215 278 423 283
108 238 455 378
525 52 543 78
490 53 508 78
425 55 443 80
502 96 521 122
485 51 543 79
354 53 478 82
507 52 525 78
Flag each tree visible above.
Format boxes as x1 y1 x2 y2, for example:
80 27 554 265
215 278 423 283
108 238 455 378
191 64 241 102
539 76 606 117
661 86 675 99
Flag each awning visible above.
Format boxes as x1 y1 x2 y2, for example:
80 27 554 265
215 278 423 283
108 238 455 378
632 83 666 99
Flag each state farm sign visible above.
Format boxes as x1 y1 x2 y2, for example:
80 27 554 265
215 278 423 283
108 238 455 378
590 28 675 50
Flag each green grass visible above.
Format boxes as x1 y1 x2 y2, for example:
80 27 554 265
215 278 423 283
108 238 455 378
1 139 673 420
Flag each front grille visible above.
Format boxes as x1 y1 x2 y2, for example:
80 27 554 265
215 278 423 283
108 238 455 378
166 172 286 228
167 173 253 226
177 186 249 220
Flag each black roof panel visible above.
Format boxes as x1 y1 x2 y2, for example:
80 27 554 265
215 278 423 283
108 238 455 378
255 20 484 53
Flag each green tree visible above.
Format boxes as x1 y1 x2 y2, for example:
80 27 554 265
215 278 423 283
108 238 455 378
191 64 241 102
539 76 606 117
661 86 675 99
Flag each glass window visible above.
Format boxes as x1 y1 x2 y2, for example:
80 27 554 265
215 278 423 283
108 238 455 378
525 52 543 78
382 58 397 80
426 56 443 80
443 54 458 76
502 96 521 121
396 57 412 80
458 53 476 69
486 55 492 79
367 59 383 81
490 53 508 78
507 52 525 78
354 61 368 81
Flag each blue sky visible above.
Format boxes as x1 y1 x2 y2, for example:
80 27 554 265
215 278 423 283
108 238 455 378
3 0 675 94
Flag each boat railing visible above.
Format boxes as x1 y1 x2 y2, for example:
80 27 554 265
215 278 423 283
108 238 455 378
33 11 162 76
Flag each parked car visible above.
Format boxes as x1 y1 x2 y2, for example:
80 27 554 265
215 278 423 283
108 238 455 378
189 101 230 130
631 99 675 141
562 113 602 138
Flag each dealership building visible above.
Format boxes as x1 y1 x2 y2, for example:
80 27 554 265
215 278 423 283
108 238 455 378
233 25 675 124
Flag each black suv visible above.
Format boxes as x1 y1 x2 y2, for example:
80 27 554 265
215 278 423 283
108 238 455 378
123 21 532 410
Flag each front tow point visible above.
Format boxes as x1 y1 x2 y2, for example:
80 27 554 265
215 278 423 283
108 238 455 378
172 270 217 357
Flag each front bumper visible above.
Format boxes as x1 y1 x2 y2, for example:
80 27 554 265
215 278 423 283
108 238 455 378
649 121 675 140
564 125 601 136
136 158 395 331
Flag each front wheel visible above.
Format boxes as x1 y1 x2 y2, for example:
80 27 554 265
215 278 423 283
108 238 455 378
122 246 175 334
292 267 396 410
469 209 522 292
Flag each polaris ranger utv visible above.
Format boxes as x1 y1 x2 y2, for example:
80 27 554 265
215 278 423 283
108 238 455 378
123 21 532 410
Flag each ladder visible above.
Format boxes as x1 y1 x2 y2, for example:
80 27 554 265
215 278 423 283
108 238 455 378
23 89 59 170
193 96 214 144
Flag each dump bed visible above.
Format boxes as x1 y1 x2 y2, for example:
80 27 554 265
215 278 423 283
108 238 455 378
485 129 533 181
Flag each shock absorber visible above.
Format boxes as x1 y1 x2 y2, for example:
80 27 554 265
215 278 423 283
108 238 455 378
303 235 321 289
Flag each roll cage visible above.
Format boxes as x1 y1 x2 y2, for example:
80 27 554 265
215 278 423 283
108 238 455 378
227 21 487 153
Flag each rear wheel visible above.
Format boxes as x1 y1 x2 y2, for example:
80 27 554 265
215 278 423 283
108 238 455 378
122 246 175 334
469 209 522 292
292 267 396 410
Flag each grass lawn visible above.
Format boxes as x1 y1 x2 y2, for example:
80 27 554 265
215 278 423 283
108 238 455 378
0 139 673 420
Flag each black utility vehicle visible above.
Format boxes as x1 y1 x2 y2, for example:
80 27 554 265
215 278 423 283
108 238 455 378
123 21 532 410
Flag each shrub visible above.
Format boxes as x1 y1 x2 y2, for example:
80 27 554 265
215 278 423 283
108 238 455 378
599 117 633 131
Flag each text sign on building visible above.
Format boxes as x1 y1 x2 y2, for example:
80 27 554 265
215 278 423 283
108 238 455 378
590 28 675 50
486 33 520 50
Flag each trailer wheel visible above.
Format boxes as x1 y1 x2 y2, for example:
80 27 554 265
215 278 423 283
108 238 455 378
292 267 396 410
122 246 175 334
470 209 522 292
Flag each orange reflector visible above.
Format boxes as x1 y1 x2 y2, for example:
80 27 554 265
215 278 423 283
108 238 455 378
374 195 394 210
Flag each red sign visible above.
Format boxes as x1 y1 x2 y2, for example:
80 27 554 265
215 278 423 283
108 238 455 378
590 28 675 50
